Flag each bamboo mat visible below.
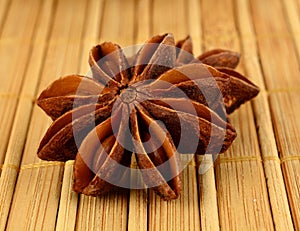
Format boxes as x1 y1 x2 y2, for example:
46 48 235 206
0 0 299 230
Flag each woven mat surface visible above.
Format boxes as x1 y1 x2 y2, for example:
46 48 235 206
0 0 300 230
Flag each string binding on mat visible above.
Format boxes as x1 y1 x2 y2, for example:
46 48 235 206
0 156 299 172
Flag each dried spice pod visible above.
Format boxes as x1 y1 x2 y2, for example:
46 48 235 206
37 33 259 200
37 75 113 120
132 33 176 82
74 105 132 196
175 36 194 65
140 99 236 154
37 102 115 161
216 67 260 113
89 42 130 87
197 48 240 69
130 105 182 200
149 63 260 114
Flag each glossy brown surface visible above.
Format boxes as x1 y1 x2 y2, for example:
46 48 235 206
37 34 259 200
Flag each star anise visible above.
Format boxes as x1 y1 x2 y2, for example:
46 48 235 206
37 33 259 200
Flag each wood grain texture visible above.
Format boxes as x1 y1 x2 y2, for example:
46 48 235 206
0 0 11 34
201 0 274 230
0 0 56 229
270 92 300 229
235 0 294 229
197 155 220 231
76 191 128 231
75 1 134 230
0 0 299 230
127 156 148 231
0 0 44 172
150 1 201 230
6 0 88 229
55 1 104 230
250 0 300 228
56 161 78 231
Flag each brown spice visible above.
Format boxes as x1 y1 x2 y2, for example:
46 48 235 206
37 33 259 200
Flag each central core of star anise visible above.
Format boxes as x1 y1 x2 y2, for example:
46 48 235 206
120 87 137 104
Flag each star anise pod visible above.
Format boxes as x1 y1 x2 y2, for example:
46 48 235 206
37 33 259 200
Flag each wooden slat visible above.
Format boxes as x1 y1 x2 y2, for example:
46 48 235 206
152 0 187 39
201 0 239 51
127 1 151 229
99 0 121 43
99 0 135 46
1 0 300 230
250 0 300 228
186 0 202 55
270 92 300 229
79 0 105 75
186 1 220 229
55 0 104 230
148 169 200 230
126 1 196 230
197 155 220 231
180 156 200 231
201 0 274 229
0 0 11 34
282 0 300 57
235 0 294 229
6 0 88 229
278 0 300 226
135 0 152 43
214 108 274 230
0 0 43 172
250 0 300 90
149 1 201 231
148 162 200 231
76 1 135 230
76 191 128 231
147 155 200 231
0 0 55 229
55 161 78 231
127 156 148 231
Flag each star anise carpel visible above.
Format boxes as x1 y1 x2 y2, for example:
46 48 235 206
37 33 259 200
